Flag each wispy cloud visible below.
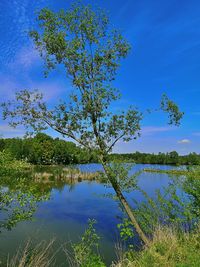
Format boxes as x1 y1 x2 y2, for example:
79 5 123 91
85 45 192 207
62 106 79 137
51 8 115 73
0 73 68 102
141 126 174 136
192 132 200 136
28 81 69 102
0 0 46 65
8 46 41 71
0 75 20 100
0 124 25 138
1 42 69 103
177 139 191 144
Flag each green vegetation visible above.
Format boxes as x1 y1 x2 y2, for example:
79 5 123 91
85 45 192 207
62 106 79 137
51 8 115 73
66 219 106 267
143 164 200 220
0 150 200 265
0 133 98 165
114 225 200 267
1 135 199 166
111 151 200 165
0 151 37 231
0 150 31 175
6 222 200 267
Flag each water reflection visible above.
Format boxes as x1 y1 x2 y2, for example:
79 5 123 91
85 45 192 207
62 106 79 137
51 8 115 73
0 164 182 265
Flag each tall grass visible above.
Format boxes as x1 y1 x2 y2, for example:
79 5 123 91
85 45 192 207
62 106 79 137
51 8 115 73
7 239 55 267
112 225 200 267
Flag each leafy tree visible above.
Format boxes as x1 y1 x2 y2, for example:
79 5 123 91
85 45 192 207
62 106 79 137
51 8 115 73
187 153 200 165
0 134 96 165
4 138 24 159
28 133 54 164
1 2 183 245
168 151 179 165
0 139 5 151
53 138 77 164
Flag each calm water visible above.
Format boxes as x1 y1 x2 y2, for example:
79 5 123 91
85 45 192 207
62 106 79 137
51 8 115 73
0 164 181 266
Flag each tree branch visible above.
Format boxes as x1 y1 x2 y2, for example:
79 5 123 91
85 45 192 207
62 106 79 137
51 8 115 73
107 133 125 153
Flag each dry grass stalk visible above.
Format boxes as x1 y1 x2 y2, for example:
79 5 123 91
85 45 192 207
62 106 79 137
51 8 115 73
7 239 56 267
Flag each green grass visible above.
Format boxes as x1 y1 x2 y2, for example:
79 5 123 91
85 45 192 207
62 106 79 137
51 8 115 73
113 225 200 267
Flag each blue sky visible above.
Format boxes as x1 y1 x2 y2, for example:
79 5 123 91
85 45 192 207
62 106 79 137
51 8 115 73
0 0 200 154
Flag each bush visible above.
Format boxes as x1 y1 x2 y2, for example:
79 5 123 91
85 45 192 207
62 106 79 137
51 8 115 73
0 150 31 175
65 219 106 267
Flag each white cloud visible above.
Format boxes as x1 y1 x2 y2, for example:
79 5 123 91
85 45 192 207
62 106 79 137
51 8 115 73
177 139 191 144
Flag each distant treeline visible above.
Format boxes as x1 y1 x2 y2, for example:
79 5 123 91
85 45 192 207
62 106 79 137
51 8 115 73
0 133 97 165
110 151 200 165
0 133 199 165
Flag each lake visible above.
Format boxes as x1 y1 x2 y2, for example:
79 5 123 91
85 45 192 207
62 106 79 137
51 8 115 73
0 164 182 266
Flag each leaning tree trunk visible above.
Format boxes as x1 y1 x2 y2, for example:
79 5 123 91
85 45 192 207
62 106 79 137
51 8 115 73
92 121 150 245
111 179 150 246
102 161 150 246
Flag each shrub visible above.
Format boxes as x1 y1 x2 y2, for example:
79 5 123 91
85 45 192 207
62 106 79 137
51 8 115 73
65 219 106 267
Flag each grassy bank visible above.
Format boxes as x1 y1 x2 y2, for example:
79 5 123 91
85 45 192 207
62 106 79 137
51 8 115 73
114 225 200 267
143 168 188 176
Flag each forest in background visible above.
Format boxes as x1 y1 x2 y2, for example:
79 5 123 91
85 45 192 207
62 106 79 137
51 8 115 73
0 133 199 165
